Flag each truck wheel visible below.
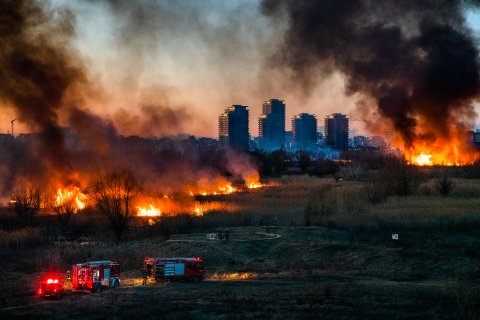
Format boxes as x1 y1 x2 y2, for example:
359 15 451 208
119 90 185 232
92 282 102 293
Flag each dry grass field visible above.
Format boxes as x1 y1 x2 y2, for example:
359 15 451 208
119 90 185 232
0 175 479 319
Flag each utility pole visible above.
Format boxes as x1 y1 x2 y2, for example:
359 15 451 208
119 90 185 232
11 119 16 138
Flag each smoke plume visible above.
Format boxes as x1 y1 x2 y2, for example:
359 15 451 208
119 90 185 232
261 0 480 152
0 0 88 170
0 0 261 199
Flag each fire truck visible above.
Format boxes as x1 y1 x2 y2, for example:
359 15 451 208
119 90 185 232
71 260 121 293
143 257 204 282
37 273 64 298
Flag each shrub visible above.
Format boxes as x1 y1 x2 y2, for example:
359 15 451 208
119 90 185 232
304 185 338 225
418 182 433 196
364 180 388 203
10 185 41 225
308 160 339 177
269 150 289 174
436 176 455 197
364 159 423 199
339 186 367 215
390 164 421 196
336 162 367 181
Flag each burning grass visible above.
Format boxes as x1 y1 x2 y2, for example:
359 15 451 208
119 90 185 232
403 134 480 167
54 186 86 212
5 173 480 238
134 196 239 220
208 272 259 281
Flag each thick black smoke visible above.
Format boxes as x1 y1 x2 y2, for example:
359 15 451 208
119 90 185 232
262 0 480 149
0 0 87 170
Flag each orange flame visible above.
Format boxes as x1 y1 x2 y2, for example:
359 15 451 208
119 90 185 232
190 177 263 196
411 153 433 166
385 118 480 166
54 186 86 213
193 204 204 216
218 183 236 194
246 174 262 189
136 204 161 217
406 139 476 166
209 272 258 281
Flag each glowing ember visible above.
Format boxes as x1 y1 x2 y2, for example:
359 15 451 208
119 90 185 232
55 186 86 212
412 153 433 166
247 181 262 189
246 174 263 189
191 183 239 196
193 205 204 216
137 204 161 217
209 272 258 281
218 183 236 194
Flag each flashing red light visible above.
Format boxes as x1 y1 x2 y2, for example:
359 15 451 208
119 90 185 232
46 278 59 284
38 288 42 295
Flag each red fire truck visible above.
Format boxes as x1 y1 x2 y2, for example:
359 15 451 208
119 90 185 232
143 257 204 282
37 273 64 298
71 260 121 293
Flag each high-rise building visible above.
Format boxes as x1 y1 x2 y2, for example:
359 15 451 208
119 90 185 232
218 113 229 146
324 113 349 150
258 99 285 151
218 105 249 151
292 113 317 151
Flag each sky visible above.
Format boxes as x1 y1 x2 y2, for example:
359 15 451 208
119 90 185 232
1 0 480 137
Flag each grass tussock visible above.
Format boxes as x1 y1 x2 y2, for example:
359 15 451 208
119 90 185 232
0 227 46 249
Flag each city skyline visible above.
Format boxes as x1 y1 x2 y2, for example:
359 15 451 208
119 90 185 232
1 1 479 139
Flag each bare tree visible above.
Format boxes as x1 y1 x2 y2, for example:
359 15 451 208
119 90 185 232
436 175 455 197
89 170 142 241
52 189 78 227
304 185 338 225
10 185 41 225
